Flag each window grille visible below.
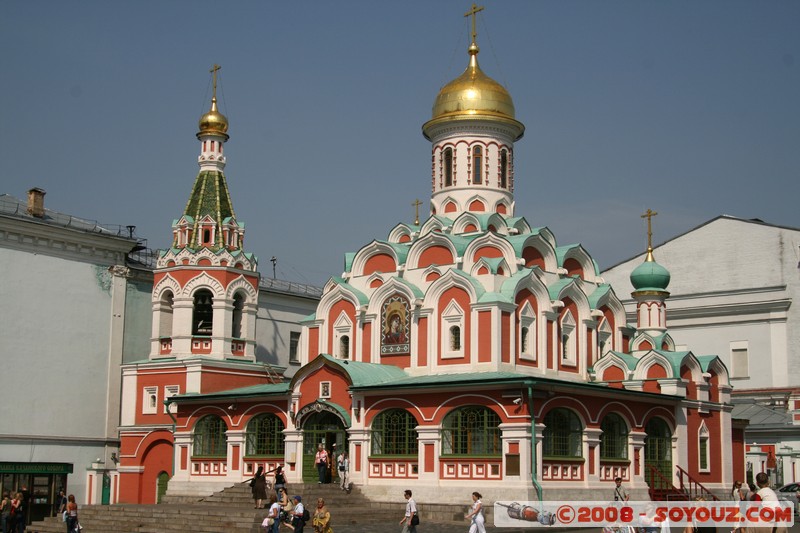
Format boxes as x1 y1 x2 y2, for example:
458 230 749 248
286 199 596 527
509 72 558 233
371 409 418 456
543 408 582 457
246 414 286 456
600 413 628 460
193 415 228 457
442 406 501 456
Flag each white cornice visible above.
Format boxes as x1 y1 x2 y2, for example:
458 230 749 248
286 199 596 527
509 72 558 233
0 214 136 265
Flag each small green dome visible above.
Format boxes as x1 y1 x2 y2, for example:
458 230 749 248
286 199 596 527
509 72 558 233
630 259 670 291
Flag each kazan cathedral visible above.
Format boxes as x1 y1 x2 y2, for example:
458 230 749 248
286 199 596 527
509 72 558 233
117 15 741 506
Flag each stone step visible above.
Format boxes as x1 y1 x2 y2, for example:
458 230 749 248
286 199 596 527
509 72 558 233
29 482 476 533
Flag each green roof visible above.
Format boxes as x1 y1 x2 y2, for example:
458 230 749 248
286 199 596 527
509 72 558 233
328 277 369 305
172 381 290 401
179 170 238 251
587 284 612 308
312 354 409 387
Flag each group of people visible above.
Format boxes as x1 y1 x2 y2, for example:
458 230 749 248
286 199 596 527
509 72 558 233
0 491 26 533
730 472 789 533
262 493 334 533
314 444 350 491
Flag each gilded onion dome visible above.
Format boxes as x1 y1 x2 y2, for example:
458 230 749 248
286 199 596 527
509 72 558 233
424 42 524 140
197 96 229 139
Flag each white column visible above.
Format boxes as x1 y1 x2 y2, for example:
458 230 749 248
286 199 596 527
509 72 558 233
630 430 647 488
227 430 246 482
416 426 442 483
585 427 603 484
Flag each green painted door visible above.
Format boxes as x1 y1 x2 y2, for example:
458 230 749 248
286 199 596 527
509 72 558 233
644 417 673 489
156 471 170 504
302 412 346 483
101 472 111 505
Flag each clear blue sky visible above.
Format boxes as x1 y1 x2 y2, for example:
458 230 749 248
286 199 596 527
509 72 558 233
2 1 798 286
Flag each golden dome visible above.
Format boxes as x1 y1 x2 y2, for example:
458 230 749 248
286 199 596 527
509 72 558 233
432 43 515 120
198 96 229 137
424 42 523 141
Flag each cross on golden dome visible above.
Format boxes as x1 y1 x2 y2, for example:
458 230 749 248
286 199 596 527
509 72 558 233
210 64 221 100
464 3 484 45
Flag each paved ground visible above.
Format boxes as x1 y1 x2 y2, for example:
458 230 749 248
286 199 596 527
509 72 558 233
329 520 800 533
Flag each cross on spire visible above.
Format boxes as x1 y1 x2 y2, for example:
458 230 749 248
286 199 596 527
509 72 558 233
464 3 484 45
210 64 221 100
641 208 658 260
412 199 422 225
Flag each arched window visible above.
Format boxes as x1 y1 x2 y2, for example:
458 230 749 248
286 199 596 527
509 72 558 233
442 406 501 456
698 423 710 472
472 146 482 184
159 290 174 339
543 408 582 458
450 326 461 351
231 292 244 338
339 335 350 359
600 413 629 460
246 414 286 456
444 148 453 187
560 311 577 364
500 149 508 188
519 302 536 359
521 327 529 353
192 289 213 335
193 415 227 457
371 409 418 456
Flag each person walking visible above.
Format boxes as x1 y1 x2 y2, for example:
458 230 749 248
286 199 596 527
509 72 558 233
337 452 349 492
399 489 417 533
750 472 788 533
277 487 292 524
613 477 629 503
270 465 287 497
466 492 486 533
287 495 306 533
11 493 23 533
64 494 78 533
263 493 281 533
312 497 333 533
1 492 11 533
315 444 329 484
251 466 269 509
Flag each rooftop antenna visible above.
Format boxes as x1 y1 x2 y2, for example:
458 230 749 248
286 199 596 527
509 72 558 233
270 256 277 279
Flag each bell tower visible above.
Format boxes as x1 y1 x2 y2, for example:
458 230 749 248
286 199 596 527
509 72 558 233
150 65 260 361
422 4 525 219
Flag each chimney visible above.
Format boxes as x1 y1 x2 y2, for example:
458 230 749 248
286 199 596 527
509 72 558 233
27 187 46 218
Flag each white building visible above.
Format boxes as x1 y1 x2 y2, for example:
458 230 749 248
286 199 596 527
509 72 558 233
0 188 151 522
602 215 800 485
0 187 321 515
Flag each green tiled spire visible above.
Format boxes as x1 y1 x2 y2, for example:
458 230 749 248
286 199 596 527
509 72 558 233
180 170 237 250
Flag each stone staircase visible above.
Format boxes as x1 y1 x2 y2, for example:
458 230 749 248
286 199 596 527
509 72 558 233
28 482 472 533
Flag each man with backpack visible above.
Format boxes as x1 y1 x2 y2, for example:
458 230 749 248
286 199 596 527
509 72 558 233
288 495 308 532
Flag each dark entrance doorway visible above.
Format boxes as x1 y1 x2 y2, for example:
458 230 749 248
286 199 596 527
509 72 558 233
644 417 673 489
302 411 346 483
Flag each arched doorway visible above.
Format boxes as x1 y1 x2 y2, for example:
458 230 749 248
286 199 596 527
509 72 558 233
301 411 347 483
156 471 170 504
644 417 673 489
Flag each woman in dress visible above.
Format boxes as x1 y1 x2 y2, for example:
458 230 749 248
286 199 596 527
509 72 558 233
65 494 79 533
465 491 486 533
312 498 333 533
251 466 268 509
